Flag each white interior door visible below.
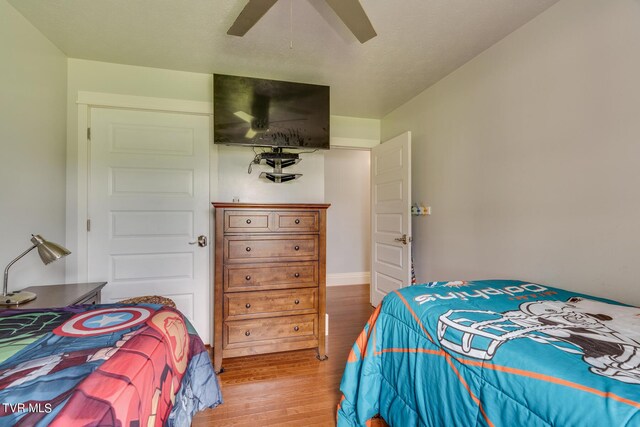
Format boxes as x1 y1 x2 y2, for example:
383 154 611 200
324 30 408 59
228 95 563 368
88 108 210 339
370 132 411 306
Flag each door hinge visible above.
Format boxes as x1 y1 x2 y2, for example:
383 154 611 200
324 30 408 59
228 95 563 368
87 127 91 140
87 219 91 232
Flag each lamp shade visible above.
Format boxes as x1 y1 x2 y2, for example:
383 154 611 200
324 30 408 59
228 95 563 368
31 234 71 265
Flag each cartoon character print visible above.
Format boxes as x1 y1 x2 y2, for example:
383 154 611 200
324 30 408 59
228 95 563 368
0 309 146 426
0 305 193 426
48 307 190 427
437 297 640 384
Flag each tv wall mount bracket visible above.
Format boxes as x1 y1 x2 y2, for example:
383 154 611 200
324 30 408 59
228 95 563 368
255 149 302 183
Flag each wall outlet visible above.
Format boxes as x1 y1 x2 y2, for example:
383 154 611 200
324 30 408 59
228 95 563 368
411 204 432 216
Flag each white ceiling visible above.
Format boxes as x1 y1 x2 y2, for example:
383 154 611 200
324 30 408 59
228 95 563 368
9 0 559 118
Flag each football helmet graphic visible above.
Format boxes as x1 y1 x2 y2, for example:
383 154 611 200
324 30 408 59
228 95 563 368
437 297 640 383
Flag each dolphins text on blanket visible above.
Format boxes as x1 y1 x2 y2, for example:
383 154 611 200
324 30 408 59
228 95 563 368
414 284 550 305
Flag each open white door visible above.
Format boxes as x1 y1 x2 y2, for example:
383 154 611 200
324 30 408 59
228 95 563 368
370 132 411 306
87 108 210 339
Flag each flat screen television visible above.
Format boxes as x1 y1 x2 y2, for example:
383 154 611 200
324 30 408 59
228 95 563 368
214 74 330 149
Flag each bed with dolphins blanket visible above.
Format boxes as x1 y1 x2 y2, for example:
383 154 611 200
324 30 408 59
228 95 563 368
337 280 640 426
0 303 222 426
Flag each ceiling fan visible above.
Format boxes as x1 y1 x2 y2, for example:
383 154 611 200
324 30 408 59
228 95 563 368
227 0 377 44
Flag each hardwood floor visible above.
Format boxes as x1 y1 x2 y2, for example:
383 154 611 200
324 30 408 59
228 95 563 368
193 284 374 426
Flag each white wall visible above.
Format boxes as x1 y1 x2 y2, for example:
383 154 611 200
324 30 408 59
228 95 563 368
0 0 67 290
217 145 325 203
324 149 371 284
331 116 380 148
382 0 640 305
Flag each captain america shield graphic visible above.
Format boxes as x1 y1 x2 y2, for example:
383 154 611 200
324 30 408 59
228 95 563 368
53 307 154 337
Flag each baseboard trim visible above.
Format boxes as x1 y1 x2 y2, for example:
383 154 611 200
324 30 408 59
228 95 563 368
326 272 370 287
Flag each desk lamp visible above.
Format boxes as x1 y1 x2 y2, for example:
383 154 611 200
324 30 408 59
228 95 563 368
2 234 71 305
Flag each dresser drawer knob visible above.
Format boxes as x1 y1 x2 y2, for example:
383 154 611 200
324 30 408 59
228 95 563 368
295 218 300 224
245 303 251 309
246 219 252 224
245 275 251 281
246 247 251 252
293 326 299 332
245 331 251 336
294 245 300 251
294 272 300 278
294 299 300 305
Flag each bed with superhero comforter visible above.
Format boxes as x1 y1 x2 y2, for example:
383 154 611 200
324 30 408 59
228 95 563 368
337 280 640 426
0 303 222 426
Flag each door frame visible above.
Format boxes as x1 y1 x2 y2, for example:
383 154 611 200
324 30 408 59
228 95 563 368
68 91 214 283
324 145 372 287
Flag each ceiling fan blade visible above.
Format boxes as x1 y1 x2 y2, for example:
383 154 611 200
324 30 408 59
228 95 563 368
324 0 376 43
227 0 279 37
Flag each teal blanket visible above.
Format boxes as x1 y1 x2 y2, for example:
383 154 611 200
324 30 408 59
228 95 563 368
337 280 640 426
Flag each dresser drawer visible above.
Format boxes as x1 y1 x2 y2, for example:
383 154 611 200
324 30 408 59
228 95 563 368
224 235 318 263
274 211 319 232
224 288 317 320
224 314 317 348
225 262 318 291
224 210 272 233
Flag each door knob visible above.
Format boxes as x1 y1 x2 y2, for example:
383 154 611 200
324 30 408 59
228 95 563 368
189 235 207 247
394 234 411 245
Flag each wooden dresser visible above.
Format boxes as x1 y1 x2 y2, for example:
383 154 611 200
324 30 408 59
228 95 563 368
212 203 330 373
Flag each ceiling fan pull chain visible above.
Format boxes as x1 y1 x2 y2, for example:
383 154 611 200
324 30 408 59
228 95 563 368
289 0 293 49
